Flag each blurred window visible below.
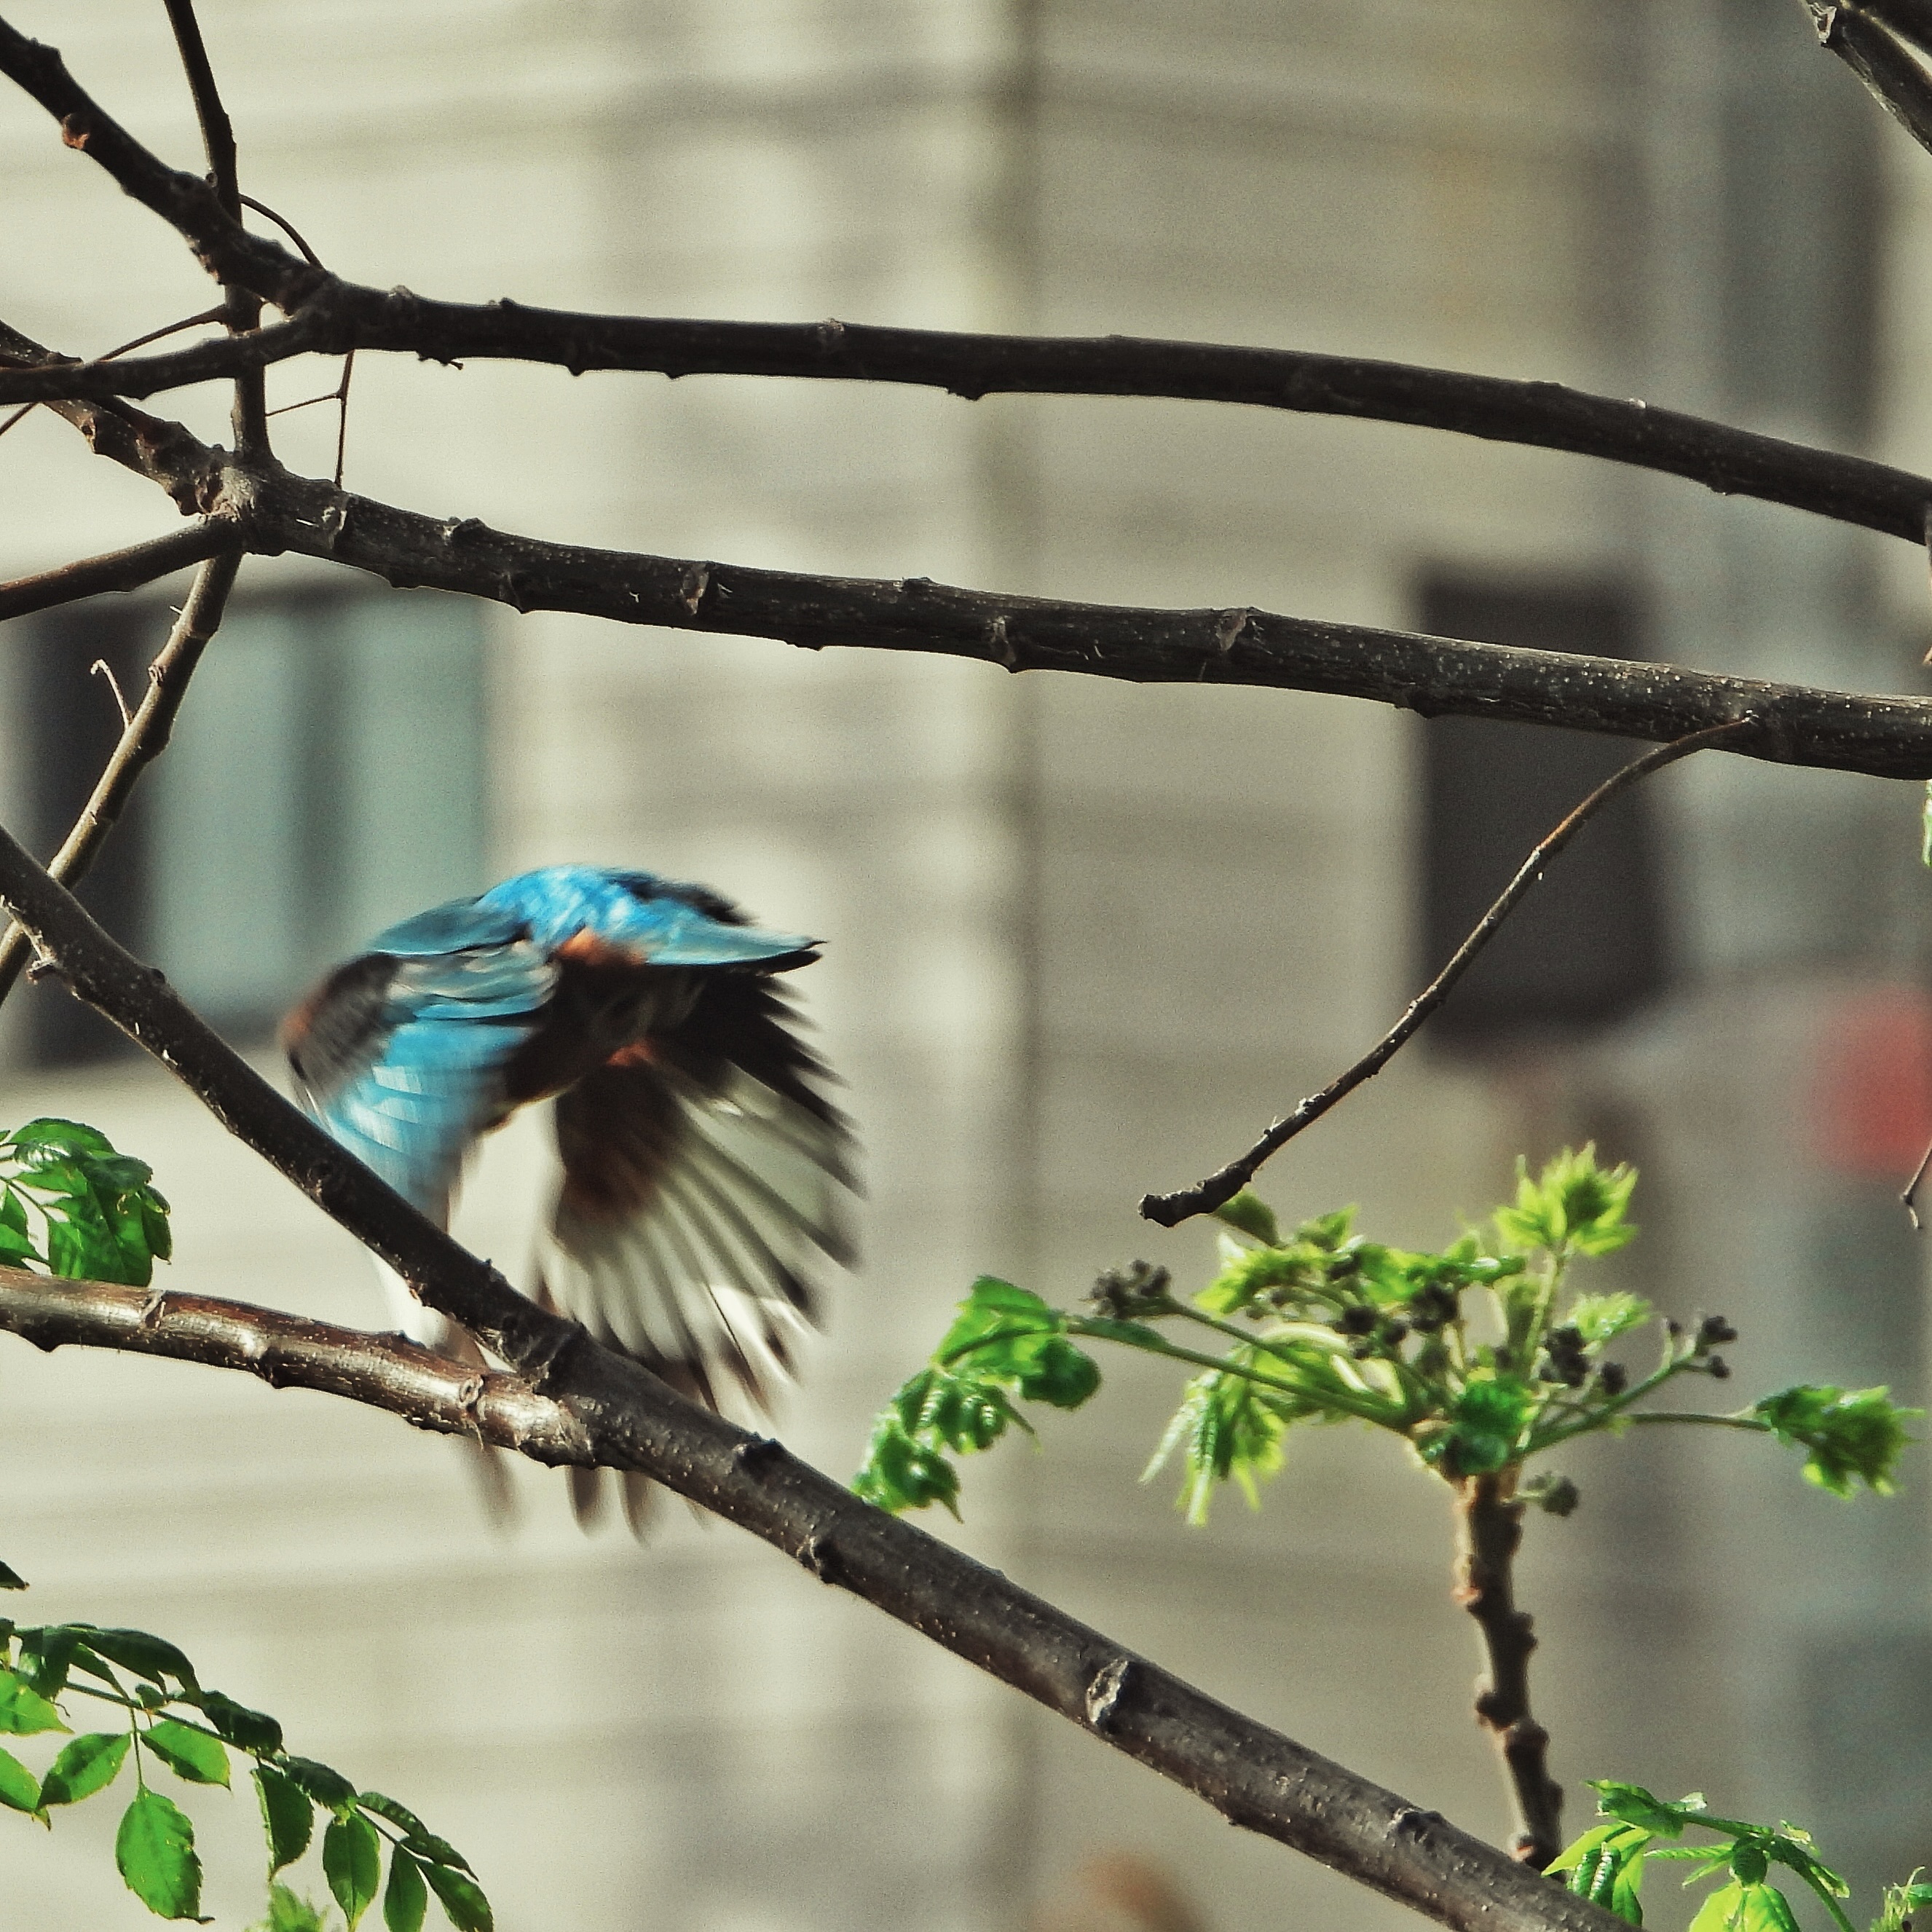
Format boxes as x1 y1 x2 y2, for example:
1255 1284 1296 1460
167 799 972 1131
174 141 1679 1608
1414 575 1667 1052
15 588 488 1063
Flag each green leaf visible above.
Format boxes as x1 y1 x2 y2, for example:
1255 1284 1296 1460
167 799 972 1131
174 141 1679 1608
41 1730 131 1805
1591 1783 1695 1837
1014 1336 1100 1409
192 1688 283 1755
1687 1880 1747 1932
0 1558 28 1590
1732 1843 1770 1885
0 1743 42 1813
1212 1191 1281 1246
325 1810 383 1930
1566 1292 1651 1346
255 1765 315 1876
385 1849 429 1932
1751 1386 1919 1497
422 1861 494 1932
11 1118 117 1158
0 1663 68 1735
145 1719 230 1787
15 1626 79 1697
852 1420 962 1517
400 1832 475 1877
251 1885 331 1932
1495 1146 1637 1257
1419 1376 1538 1478
358 1790 429 1840
282 1755 358 1814
87 1627 199 1689
117 1786 204 1920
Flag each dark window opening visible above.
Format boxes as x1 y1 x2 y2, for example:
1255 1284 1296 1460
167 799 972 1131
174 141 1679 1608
14 586 489 1066
1415 575 1668 1054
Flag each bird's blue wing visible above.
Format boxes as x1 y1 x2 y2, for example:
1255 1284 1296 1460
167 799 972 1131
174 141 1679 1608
283 937 558 1220
535 976 856 1425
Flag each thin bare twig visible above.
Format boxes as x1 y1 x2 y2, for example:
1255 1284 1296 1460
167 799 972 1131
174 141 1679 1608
160 0 266 459
90 658 131 729
0 842 1626 1932
0 524 227 623
0 550 240 1008
1140 720 1757 1227
234 192 353 485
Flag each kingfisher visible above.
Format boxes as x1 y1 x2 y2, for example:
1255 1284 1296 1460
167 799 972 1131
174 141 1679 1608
280 863 856 1528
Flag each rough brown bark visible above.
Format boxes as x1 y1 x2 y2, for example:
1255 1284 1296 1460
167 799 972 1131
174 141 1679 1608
1454 1473 1564 1872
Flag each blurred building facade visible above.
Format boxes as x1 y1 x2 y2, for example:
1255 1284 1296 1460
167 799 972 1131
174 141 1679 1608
1 3 1931 1929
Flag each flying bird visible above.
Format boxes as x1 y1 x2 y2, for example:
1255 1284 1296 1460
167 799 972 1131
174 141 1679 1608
280 864 856 1527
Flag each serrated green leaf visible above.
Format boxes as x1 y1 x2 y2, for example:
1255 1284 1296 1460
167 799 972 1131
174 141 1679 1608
1687 1880 1746 1932
145 1719 229 1788
400 1832 475 1877
251 1885 331 1932
117 1786 203 1920
15 1626 79 1697
1212 1191 1281 1246
0 1222 38 1266
0 1663 68 1735
1752 1385 1919 1497
192 1689 282 1755
42 1730 131 1805
282 1755 358 1814
358 1790 428 1840
325 1812 382 1931
87 1628 198 1689
0 1743 41 1813
1566 1292 1651 1346
1591 1783 1692 1837
12 1118 115 1157
385 1850 428 1932
422 1861 493 1932
256 1765 315 1876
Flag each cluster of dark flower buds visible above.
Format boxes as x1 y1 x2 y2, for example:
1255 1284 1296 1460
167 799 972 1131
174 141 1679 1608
1542 1324 1630 1396
1333 1302 1409 1358
1405 1282 1460 1334
1667 1312 1738 1379
1087 1260 1175 1320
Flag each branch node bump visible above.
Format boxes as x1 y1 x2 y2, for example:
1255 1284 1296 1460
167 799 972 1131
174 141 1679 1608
1084 1655 1135 1732
1390 1807 1446 1842
987 615 1017 670
679 564 711 615
800 1530 842 1582
59 111 91 150
731 1434 784 1473
1214 607 1252 654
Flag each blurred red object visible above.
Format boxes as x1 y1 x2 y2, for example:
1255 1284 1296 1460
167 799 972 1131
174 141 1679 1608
1033 1853 1207 1932
1811 985 1932 1176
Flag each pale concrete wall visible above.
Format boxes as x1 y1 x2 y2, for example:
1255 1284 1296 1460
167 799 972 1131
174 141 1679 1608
4 5 1925 1932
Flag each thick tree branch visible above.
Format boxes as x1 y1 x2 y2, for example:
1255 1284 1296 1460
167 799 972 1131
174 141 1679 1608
1454 1474 1561 1871
0 320 223 513
1807 1 1932 159
7 17 1932 551
0 524 226 623
0 548 240 1005
8 360 1930 782
1140 722 1751 1226
0 834 1623 1932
